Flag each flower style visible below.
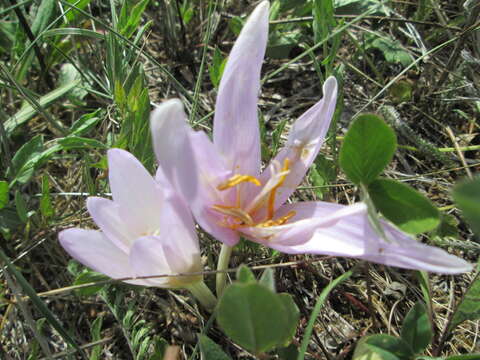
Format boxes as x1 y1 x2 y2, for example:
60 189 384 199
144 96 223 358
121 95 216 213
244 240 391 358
59 149 204 288
150 1 471 274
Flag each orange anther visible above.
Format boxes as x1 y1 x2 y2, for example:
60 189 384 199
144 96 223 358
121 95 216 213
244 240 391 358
266 158 291 220
217 174 261 191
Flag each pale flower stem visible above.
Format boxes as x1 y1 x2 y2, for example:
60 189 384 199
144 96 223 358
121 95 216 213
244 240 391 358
216 244 233 297
186 281 217 311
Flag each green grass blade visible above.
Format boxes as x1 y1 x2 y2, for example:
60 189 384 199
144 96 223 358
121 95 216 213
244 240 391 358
297 269 354 360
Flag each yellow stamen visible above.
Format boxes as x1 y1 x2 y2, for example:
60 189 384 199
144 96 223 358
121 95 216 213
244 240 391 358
266 159 290 220
257 211 296 228
212 205 254 226
217 174 261 191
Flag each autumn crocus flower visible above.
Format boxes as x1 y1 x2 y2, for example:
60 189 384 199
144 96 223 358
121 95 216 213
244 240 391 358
150 1 471 276
59 149 216 309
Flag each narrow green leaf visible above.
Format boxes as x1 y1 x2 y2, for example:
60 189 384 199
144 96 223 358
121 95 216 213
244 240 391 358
0 181 8 210
14 190 28 223
339 114 397 185
42 28 105 40
353 334 414 360
445 354 480 360
5 79 80 136
297 270 353 360
40 175 54 220
198 335 232 360
73 270 108 296
217 282 289 354
400 302 432 354
368 179 440 234
63 0 92 23
70 109 102 136
0 249 85 356
57 136 107 150
448 270 480 332
7 135 44 184
120 0 150 38
453 176 480 236
209 47 227 88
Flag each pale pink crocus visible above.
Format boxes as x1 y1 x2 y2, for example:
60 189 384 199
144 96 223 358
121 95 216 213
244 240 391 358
59 149 216 308
150 1 471 274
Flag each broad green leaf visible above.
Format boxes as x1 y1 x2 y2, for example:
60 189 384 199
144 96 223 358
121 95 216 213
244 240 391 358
448 270 480 332
453 176 480 236
5 80 80 136
368 179 440 234
0 181 8 210
339 114 396 185
400 302 432 354
353 334 414 360
217 282 293 354
277 344 299 360
277 294 300 346
236 265 256 284
364 33 413 66
259 268 275 292
198 335 232 360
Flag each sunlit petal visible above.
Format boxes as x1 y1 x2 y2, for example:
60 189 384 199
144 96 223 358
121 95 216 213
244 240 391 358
260 77 338 210
213 1 269 177
59 229 148 286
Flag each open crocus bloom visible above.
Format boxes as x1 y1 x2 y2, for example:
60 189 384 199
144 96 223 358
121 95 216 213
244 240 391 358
150 1 471 274
59 149 203 288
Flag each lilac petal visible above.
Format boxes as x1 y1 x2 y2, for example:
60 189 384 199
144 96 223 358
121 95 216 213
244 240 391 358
58 228 148 286
260 77 338 209
150 99 239 246
213 1 269 177
150 99 192 184
86 197 133 252
130 235 202 288
362 221 473 274
240 202 367 249
183 131 240 246
155 168 200 252
129 236 173 287
107 149 163 235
